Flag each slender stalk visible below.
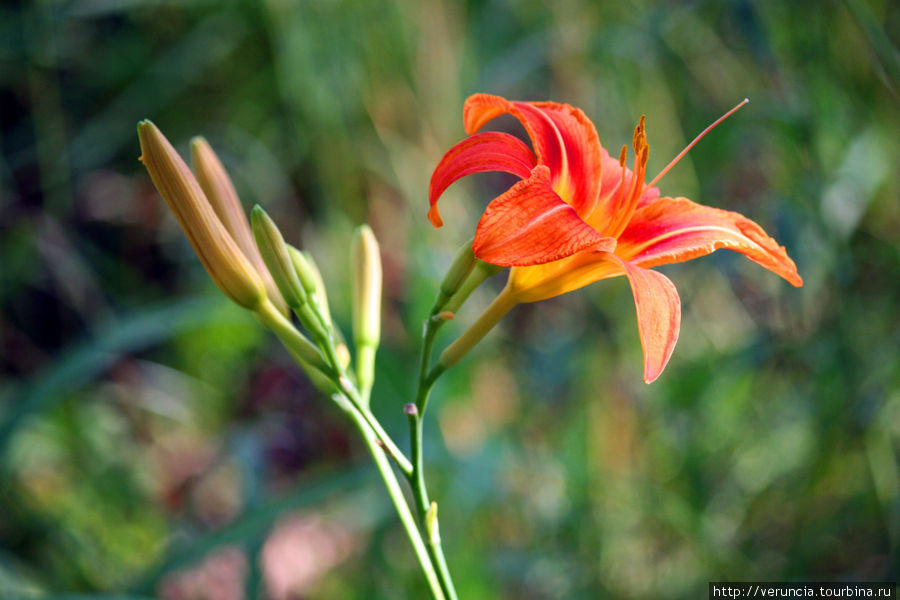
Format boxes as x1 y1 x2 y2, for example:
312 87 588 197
429 537 455 600
341 395 446 600
406 316 458 600
402 265 515 600
417 319 442 412
255 299 331 375
408 409 428 514
337 377 413 476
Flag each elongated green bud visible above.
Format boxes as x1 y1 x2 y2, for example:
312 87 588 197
288 246 336 336
190 137 286 313
251 207 330 345
351 225 382 402
431 237 476 315
137 120 265 310
250 205 306 309
300 250 333 328
287 246 318 296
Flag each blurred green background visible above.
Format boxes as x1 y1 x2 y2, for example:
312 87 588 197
1 0 898 598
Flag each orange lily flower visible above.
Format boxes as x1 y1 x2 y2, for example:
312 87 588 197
429 94 802 383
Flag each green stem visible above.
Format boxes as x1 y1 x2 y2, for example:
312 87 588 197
255 299 331 376
356 344 376 405
430 537 455 600
410 315 444 514
408 400 458 600
402 267 514 600
341 395 446 600
407 317 458 600
338 378 413 476
408 405 429 515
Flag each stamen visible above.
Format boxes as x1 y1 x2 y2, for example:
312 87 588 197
626 142 642 201
614 145 628 208
625 120 649 207
605 122 650 238
646 98 749 189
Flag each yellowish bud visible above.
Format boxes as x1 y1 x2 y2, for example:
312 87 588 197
335 343 351 370
190 137 286 313
137 120 265 310
351 225 382 348
351 225 382 403
425 501 440 544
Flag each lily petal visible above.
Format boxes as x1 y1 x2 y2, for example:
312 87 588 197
616 196 803 287
508 250 679 381
601 254 681 383
474 165 616 267
463 94 604 218
428 131 537 228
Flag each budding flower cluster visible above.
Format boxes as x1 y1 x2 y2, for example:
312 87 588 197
138 121 267 310
250 205 307 310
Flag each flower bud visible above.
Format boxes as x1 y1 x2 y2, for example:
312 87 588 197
138 120 265 310
351 225 382 349
443 261 503 315
351 225 382 402
190 137 286 313
335 343 351 370
431 237 476 315
286 245 328 318
425 501 440 544
250 205 306 310
286 246 318 296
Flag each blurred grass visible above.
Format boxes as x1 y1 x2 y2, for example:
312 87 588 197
1 0 898 598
